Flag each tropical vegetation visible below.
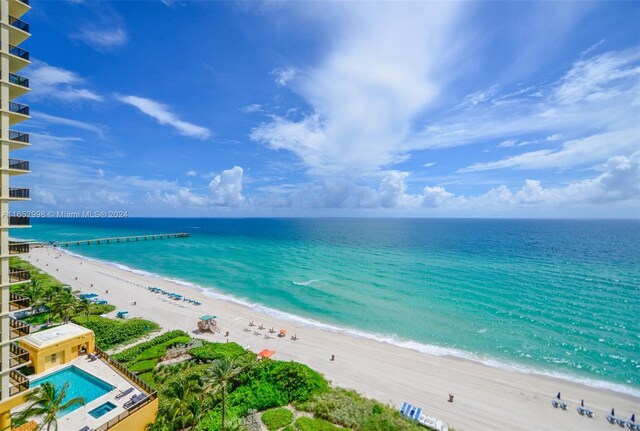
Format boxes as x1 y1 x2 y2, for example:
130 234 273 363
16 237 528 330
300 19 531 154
12 382 85 431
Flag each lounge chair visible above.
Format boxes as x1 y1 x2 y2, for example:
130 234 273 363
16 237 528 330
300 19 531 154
626 414 636 430
400 402 410 415
617 417 628 426
79 427 93 431
551 392 567 409
116 387 134 399
123 394 141 409
608 409 617 424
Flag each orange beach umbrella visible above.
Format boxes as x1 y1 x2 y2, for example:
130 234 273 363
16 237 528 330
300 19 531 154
258 349 275 359
279 329 287 334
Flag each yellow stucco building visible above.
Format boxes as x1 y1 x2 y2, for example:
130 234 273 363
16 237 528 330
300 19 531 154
19 323 94 374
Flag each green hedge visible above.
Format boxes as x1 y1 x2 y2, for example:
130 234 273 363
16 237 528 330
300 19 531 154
135 336 191 361
113 330 188 363
294 417 341 431
129 359 158 373
298 388 424 431
283 427 296 431
262 408 294 430
189 342 246 361
72 316 159 350
90 304 116 315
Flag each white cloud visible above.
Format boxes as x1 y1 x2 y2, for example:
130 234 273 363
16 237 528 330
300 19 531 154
252 2 463 176
241 104 263 113
116 95 211 139
461 129 638 172
72 27 128 51
33 187 57 205
423 162 437 168
186 170 197 177
33 112 106 137
28 60 103 102
271 67 297 87
209 166 245 207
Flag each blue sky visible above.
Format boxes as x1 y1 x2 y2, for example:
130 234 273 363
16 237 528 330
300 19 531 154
16 0 640 217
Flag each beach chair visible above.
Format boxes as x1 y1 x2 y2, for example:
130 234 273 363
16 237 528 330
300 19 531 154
551 392 567 409
115 387 134 399
400 402 411 415
412 407 422 420
78 427 92 431
626 414 636 430
123 394 141 409
608 409 617 424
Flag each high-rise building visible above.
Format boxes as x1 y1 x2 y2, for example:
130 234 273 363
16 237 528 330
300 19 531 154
0 0 31 427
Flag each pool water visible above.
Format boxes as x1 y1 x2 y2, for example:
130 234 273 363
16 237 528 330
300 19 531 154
89 401 117 418
31 366 114 416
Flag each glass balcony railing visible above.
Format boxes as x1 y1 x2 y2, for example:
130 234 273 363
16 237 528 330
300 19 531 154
8 130 29 143
3 159 30 171
9 16 29 33
18 0 30 5
8 101 29 116
9 73 29 88
9 370 29 397
8 45 29 61
9 267 30 283
9 343 30 368
9 292 30 312
8 188 30 198
9 215 30 226
9 241 29 254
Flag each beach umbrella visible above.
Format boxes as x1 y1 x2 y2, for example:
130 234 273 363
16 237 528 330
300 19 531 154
581 400 584 407
631 414 635 422
556 392 561 399
611 408 615 416
258 349 275 359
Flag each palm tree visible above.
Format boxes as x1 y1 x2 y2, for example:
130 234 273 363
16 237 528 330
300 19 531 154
14 382 85 431
19 279 45 318
50 290 78 323
75 298 94 318
201 358 243 431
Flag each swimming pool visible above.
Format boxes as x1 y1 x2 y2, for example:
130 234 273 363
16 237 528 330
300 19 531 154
31 366 114 416
89 401 117 418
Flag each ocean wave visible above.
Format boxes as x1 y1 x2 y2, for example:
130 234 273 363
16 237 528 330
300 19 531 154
292 279 319 286
48 246 640 399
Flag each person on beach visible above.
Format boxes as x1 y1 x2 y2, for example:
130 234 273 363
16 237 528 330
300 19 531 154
331 355 335 361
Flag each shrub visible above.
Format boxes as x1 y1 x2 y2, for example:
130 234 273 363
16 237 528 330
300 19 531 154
135 336 191 361
267 361 328 403
72 316 159 350
298 388 423 431
261 408 294 430
283 427 296 431
129 358 158 373
189 342 246 361
138 372 156 386
89 304 116 315
113 330 188 363
294 417 341 431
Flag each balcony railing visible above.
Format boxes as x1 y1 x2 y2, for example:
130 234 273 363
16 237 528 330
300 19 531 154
19 0 30 6
9 343 30 368
9 241 29 254
8 45 29 61
9 73 29 88
9 370 29 397
9 188 30 198
8 101 29 116
9 317 30 339
9 267 30 283
9 292 30 312
8 130 29 143
9 16 29 33
4 159 30 171
9 215 30 226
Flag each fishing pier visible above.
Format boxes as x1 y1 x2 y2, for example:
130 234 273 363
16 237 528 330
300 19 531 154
43 233 190 247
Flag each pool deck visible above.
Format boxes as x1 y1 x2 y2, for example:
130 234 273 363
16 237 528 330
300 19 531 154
22 356 150 431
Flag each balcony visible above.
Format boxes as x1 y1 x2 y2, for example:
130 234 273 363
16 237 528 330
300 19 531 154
9 215 30 226
9 317 30 339
9 0 30 21
4 188 30 200
9 16 29 33
3 101 30 125
9 369 29 397
1 158 30 174
9 343 30 368
8 73 29 88
9 241 30 254
9 267 30 283
9 130 29 143
9 292 30 312
4 73 30 98
9 45 29 61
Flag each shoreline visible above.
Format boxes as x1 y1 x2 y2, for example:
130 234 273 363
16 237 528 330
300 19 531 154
55 246 640 399
24 247 639 431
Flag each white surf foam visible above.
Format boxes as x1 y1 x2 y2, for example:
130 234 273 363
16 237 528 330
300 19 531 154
292 279 319 286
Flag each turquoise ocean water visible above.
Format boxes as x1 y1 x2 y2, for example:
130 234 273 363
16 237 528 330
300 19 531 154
15 218 640 395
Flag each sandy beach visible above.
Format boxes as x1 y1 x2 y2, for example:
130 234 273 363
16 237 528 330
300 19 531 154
24 247 639 431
